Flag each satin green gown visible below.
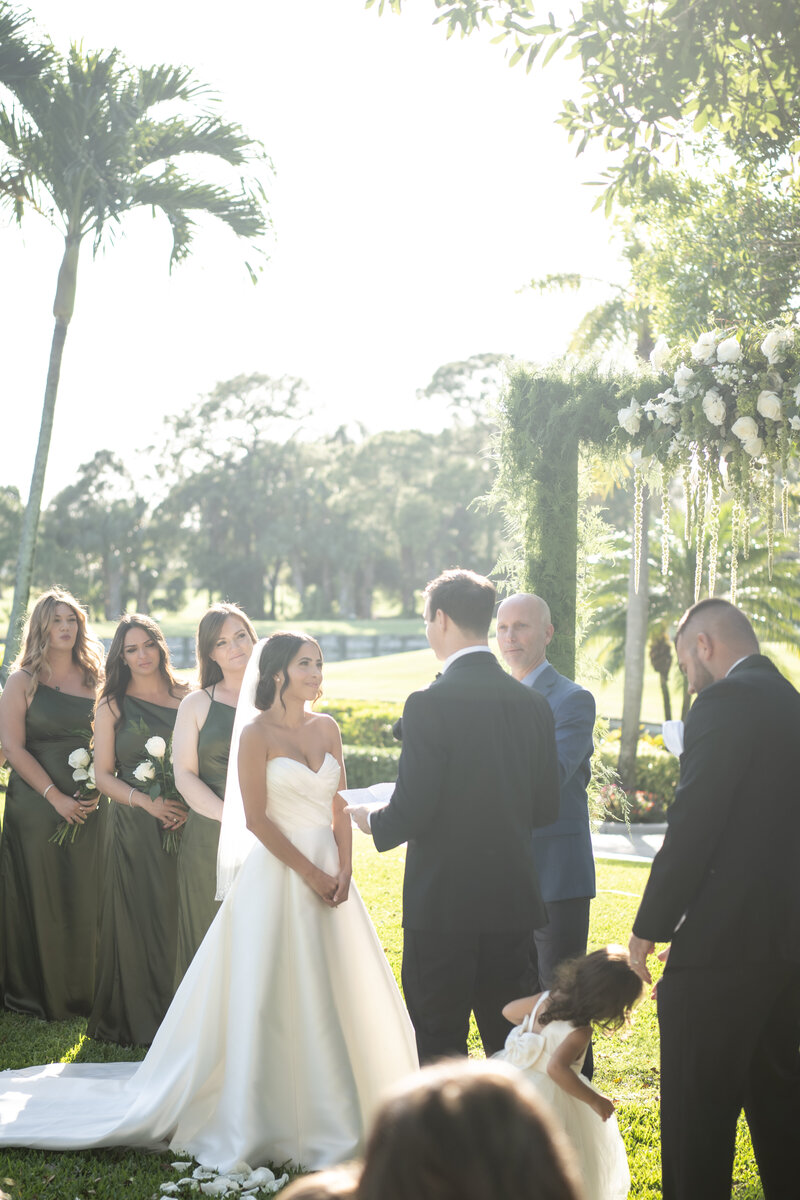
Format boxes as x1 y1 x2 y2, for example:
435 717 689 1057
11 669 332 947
88 695 179 1046
0 683 107 1021
174 692 235 985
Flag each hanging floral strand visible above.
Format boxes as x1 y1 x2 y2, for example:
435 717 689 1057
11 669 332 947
730 501 740 606
633 463 644 594
661 462 670 576
707 471 721 597
762 469 775 581
693 455 708 602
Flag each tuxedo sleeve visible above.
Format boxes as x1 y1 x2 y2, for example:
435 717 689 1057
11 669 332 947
632 680 754 943
370 689 446 852
551 688 595 790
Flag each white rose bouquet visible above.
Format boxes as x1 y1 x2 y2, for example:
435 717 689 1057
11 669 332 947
132 730 186 854
49 743 100 847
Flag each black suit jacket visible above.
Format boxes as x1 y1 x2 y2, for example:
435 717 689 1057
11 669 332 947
371 651 560 933
633 654 800 967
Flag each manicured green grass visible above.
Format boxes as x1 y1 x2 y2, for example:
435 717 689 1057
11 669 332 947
0 855 765 1198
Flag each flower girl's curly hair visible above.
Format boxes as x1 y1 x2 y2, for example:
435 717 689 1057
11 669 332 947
13 588 104 698
540 945 643 1032
254 632 323 711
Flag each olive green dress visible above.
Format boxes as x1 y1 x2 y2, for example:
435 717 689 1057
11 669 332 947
0 683 107 1021
88 695 179 1046
174 691 235 985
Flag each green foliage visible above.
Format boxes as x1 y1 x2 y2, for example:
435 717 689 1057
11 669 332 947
341 746 401 788
492 360 653 678
596 737 681 820
619 168 800 343
317 700 402 748
390 1 800 203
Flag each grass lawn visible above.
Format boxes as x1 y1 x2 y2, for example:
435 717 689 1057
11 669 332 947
0 853 765 1199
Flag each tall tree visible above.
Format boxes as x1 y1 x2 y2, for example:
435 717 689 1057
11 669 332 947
376 1 800 201
0 2 269 678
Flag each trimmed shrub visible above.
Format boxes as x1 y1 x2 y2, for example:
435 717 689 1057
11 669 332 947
318 700 402 749
342 746 401 788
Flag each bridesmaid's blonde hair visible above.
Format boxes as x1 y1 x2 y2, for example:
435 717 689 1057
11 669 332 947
12 588 104 699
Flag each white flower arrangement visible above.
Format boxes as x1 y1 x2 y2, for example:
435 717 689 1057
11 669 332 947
614 319 800 602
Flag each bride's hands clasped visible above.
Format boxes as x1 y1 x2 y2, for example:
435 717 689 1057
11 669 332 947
308 866 350 908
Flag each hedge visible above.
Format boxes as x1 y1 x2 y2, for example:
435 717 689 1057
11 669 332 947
317 700 402 749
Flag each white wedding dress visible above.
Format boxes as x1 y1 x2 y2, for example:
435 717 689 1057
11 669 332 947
0 753 418 1172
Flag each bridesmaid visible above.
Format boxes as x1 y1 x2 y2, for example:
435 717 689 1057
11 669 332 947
88 614 189 1046
172 603 256 984
0 588 106 1020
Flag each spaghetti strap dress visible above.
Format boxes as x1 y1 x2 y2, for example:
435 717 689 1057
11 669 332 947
0 683 106 1020
174 688 235 984
88 695 179 1046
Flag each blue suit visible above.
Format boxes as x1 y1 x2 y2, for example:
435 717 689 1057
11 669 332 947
524 663 596 905
522 663 596 1082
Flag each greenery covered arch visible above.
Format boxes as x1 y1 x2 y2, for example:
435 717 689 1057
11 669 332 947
493 360 652 679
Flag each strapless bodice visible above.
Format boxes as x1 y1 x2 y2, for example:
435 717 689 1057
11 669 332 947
265 753 340 834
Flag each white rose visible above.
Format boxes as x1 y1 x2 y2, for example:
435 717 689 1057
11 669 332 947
756 389 782 421
691 331 717 363
715 336 742 364
133 760 156 782
617 402 641 435
790 416 800 431
674 364 695 395
702 388 726 426
649 335 670 372
68 747 91 770
731 416 759 442
743 436 764 457
144 736 167 759
761 328 793 365
87 763 96 786
72 767 89 782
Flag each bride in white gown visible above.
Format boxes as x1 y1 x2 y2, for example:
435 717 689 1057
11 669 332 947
0 633 418 1172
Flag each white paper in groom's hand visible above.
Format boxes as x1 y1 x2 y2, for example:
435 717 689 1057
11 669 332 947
662 720 685 756
341 782 395 829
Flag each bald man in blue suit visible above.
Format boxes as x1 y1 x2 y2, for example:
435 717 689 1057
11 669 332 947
497 593 596 1074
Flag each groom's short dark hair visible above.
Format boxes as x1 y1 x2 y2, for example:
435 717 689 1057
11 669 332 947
424 569 496 636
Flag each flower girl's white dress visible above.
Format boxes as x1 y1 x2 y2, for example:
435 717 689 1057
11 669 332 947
495 992 630 1200
0 753 418 1172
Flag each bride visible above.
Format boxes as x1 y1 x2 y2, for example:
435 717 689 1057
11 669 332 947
0 633 418 1172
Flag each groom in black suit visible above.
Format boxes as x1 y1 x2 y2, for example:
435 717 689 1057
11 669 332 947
629 598 800 1199
349 569 559 1062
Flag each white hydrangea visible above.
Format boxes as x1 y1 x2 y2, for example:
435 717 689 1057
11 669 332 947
701 388 726 426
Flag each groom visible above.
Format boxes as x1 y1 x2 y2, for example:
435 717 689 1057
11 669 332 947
348 568 559 1062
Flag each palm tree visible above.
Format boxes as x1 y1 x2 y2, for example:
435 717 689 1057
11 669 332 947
590 502 800 722
0 2 269 676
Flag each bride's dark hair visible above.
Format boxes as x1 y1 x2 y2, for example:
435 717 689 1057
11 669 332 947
254 632 323 711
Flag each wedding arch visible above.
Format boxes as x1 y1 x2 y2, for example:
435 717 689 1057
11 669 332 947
493 319 800 679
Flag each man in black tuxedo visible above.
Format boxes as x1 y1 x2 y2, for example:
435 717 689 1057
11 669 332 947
348 569 559 1063
629 598 800 1200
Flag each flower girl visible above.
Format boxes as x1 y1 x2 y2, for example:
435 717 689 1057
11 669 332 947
495 946 642 1200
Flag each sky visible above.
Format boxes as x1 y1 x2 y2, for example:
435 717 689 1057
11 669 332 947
1 0 626 503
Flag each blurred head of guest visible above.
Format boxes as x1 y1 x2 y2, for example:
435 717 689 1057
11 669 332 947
357 1059 584 1200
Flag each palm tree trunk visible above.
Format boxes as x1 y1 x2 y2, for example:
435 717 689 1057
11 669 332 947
618 494 650 791
1 316 69 680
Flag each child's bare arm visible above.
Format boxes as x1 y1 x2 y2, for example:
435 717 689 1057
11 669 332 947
502 993 542 1025
546 1027 615 1121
